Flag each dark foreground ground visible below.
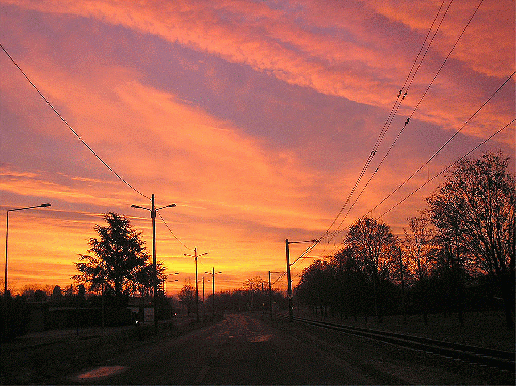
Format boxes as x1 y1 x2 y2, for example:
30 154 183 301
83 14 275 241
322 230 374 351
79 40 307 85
2 313 513 384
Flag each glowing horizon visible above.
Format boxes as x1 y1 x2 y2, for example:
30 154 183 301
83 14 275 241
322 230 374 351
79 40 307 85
0 0 514 296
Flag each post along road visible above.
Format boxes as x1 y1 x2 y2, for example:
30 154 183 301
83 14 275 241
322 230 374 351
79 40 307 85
69 314 507 384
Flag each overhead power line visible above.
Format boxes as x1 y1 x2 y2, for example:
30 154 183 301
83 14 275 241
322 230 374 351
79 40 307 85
321 0 486 244
378 118 515 218
157 211 192 251
369 71 515 215
271 271 286 286
291 239 320 267
0 42 150 201
320 0 453 242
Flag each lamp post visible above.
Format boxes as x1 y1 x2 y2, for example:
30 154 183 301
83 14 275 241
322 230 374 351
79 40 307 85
185 248 207 321
131 194 175 328
4 203 51 296
166 272 180 296
285 238 318 321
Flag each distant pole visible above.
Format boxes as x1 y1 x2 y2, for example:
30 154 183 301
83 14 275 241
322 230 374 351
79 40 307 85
201 276 205 320
195 248 199 321
268 270 272 320
212 267 215 317
131 195 176 329
184 248 206 322
4 203 51 295
286 239 293 322
5 210 9 296
151 194 158 329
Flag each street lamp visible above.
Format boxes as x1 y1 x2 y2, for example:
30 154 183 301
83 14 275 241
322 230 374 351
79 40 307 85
131 194 175 328
184 248 207 321
5 203 51 296
285 238 318 321
166 272 180 295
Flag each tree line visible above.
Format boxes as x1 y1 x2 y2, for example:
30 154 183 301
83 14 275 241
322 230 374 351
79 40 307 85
178 275 287 317
295 152 515 328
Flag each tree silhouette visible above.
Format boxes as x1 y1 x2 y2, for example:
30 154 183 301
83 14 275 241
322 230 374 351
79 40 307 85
73 212 165 298
403 214 436 324
178 283 195 315
346 216 398 323
427 152 515 328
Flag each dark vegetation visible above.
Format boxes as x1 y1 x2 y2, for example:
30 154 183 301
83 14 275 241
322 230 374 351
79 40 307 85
295 152 515 330
1 152 513 351
178 275 288 318
0 286 175 342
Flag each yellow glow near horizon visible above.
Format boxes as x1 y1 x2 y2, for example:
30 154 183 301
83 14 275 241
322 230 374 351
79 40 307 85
1 0 514 295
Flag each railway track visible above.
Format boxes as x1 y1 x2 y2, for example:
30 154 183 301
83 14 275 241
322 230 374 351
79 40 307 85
291 316 515 373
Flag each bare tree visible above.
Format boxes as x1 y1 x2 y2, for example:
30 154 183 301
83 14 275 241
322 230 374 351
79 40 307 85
404 214 437 324
178 283 195 315
427 152 515 328
346 216 398 323
404 214 436 280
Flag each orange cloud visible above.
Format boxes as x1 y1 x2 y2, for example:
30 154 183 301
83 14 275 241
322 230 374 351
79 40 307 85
0 0 513 294
4 0 512 135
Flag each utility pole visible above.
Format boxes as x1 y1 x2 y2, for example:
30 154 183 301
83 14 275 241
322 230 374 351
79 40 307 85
202 276 205 303
132 194 175 329
285 238 318 322
206 267 221 318
151 194 157 328
195 248 198 321
398 246 406 324
5 203 51 296
268 271 272 320
185 248 207 322
212 267 215 318
286 239 293 322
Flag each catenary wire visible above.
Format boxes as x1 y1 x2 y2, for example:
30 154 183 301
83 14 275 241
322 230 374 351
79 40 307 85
321 0 486 247
0 42 150 201
368 71 515 215
316 117 514 262
319 0 453 242
378 118 515 218
157 211 192 251
271 271 286 286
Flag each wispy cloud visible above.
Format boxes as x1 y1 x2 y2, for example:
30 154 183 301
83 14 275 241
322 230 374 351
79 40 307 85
0 0 513 292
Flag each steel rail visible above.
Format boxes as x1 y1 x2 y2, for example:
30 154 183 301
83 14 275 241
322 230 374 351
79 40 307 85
291 316 515 372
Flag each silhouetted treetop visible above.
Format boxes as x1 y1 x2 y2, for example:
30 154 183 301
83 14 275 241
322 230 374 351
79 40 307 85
73 212 166 298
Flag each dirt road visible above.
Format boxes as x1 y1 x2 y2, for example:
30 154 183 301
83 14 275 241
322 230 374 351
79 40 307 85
67 313 507 384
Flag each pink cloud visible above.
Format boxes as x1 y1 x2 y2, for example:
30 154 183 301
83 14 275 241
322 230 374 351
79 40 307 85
0 0 513 292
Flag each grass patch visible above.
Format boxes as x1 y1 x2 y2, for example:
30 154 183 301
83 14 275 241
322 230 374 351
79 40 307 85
0 316 213 384
296 309 515 352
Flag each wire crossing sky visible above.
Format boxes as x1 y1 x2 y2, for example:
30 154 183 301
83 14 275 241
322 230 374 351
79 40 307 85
0 42 151 201
0 0 514 294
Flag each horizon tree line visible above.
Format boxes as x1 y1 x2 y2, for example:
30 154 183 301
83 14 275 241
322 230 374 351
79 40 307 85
295 151 515 328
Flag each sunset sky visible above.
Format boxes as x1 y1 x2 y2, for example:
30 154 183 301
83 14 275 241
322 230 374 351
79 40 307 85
1 0 514 295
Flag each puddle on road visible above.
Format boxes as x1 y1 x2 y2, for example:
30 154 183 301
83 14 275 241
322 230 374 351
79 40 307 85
248 334 272 343
76 365 127 380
